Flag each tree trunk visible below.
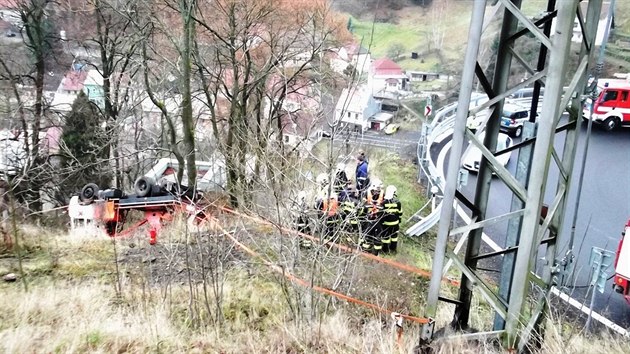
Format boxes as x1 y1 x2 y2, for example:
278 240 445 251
180 0 197 189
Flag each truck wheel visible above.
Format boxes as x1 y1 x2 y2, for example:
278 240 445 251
134 176 155 197
603 117 619 131
514 126 523 138
80 183 100 203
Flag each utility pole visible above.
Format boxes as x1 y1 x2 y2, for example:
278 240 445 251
418 0 604 350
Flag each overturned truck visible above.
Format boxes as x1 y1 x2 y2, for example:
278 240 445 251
68 158 226 243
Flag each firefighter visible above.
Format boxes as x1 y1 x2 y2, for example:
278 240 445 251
382 185 403 253
361 178 384 255
355 152 370 197
333 163 349 194
339 182 360 243
294 191 312 248
315 173 330 201
320 192 339 242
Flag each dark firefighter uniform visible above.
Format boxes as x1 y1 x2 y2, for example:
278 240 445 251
339 185 361 244
360 184 384 255
382 186 403 253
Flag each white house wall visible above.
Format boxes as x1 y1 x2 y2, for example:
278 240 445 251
353 53 372 75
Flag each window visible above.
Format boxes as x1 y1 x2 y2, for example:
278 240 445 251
602 90 618 102
622 91 629 102
284 135 290 143
355 113 359 119
347 112 351 117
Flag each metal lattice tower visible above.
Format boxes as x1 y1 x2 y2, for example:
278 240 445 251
420 0 604 350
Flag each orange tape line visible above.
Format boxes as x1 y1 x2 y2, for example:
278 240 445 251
215 221 431 325
220 207 459 287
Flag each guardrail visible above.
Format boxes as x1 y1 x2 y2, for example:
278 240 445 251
406 101 458 236
406 95 536 236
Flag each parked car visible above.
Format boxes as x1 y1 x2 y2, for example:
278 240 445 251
384 123 399 135
499 103 535 138
462 132 513 173
508 87 544 100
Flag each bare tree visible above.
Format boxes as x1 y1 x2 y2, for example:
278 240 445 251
0 0 59 211
429 0 448 53
191 0 344 207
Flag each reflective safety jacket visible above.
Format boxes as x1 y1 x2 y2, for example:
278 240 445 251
381 198 403 226
321 198 339 217
366 189 384 216
340 198 361 225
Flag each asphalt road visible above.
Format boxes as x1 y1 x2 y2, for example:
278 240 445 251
434 122 630 328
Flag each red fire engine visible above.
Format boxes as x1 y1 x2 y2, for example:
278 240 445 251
583 78 630 131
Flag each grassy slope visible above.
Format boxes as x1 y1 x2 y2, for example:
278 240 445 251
347 0 630 73
346 2 473 71
1 226 628 353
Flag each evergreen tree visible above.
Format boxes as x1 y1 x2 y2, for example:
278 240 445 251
61 91 111 194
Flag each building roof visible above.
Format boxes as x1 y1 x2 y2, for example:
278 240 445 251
0 0 17 9
335 86 371 113
345 42 369 56
371 58 403 76
370 112 393 122
60 70 88 92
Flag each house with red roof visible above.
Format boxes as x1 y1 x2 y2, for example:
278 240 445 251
368 58 408 94
50 66 90 113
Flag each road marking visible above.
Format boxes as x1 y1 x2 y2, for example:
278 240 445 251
436 136 628 335
437 140 503 253
550 286 629 337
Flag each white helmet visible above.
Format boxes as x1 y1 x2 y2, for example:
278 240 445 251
336 162 345 172
370 178 383 190
385 185 397 199
316 173 329 186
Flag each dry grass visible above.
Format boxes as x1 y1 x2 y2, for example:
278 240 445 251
0 271 423 353
1 222 629 353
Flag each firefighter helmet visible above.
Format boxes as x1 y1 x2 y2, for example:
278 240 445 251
385 185 397 199
370 178 383 190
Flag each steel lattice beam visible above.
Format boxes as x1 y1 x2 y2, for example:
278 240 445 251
420 0 604 350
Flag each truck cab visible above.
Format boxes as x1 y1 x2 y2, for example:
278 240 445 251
613 220 630 305
583 79 630 131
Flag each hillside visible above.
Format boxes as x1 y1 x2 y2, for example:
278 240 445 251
340 0 630 76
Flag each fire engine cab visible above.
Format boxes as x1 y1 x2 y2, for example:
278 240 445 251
583 78 630 131
613 219 630 305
